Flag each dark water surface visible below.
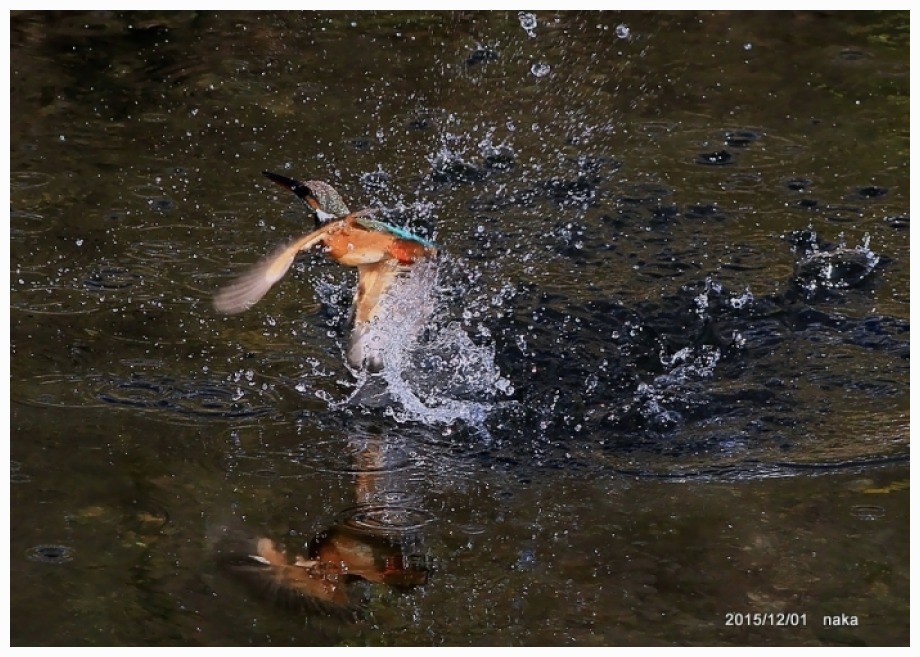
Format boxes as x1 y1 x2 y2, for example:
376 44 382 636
9 11 908 646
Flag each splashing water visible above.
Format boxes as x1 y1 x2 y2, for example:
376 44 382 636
331 258 513 426
794 232 880 297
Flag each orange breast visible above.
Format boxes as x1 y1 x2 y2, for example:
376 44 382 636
323 221 435 266
324 224 393 265
387 239 433 265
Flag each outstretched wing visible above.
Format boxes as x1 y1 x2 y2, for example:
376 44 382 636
213 224 336 314
215 535 359 619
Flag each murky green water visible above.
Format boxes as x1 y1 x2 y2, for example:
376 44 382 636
10 11 908 646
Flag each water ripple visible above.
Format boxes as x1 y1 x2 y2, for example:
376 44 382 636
94 373 279 421
339 498 435 534
10 209 53 237
27 544 75 564
11 171 54 190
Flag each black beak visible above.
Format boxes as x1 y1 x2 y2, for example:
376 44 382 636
263 170 323 226
263 170 313 202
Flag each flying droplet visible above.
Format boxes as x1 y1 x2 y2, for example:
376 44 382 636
518 12 537 38
531 63 551 78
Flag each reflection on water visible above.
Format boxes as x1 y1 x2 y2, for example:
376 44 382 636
10 10 908 646
215 435 431 622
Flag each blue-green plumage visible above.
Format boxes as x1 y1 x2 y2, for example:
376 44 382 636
355 217 438 249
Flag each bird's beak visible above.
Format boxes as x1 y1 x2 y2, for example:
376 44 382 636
263 170 327 225
263 170 312 202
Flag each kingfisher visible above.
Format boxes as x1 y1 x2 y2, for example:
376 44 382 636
214 171 439 372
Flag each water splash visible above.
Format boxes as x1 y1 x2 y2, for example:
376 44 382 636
316 259 513 426
613 344 722 432
794 232 880 297
530 63 551 78
428 128 517 183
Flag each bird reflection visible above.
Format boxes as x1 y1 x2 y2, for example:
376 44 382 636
215 434 430 621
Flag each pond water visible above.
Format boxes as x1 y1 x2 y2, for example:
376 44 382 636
9 10 909 646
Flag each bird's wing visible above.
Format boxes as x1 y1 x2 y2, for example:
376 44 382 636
213 224 336 314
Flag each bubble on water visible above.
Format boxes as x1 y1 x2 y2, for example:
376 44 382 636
615 24 630 39
518 11 537 38
530 63 551 78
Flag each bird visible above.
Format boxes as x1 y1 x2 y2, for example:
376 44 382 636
213 171 439 372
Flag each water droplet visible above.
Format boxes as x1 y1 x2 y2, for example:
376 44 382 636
518 11 537 37
615 24 630 39
530 62 551 78
743 42 753 51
